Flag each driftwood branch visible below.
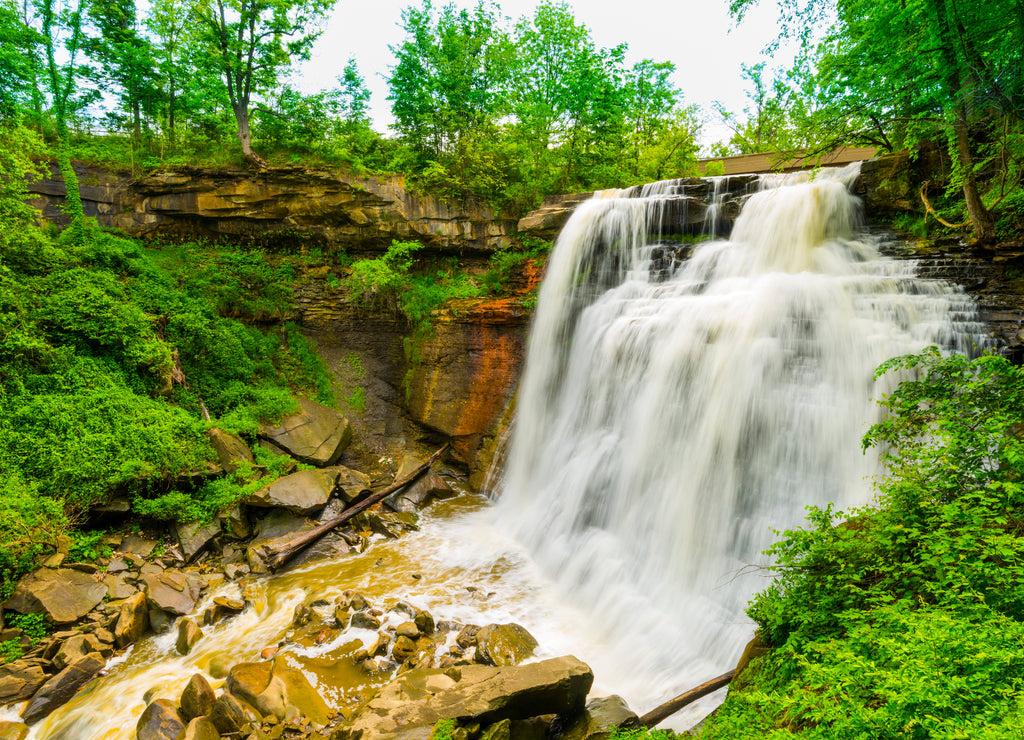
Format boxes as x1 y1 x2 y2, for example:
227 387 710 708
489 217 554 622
637 670 736 728
262 443 449 571
919 180 970 229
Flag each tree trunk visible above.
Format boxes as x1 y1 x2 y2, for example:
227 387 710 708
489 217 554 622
233 102 266 168
954 113 996 241
168 81 176 146
261 444 450 570
924 0 996 242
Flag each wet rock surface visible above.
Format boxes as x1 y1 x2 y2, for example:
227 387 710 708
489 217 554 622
259 398 353 467
4 568 108 624
334 656 594 740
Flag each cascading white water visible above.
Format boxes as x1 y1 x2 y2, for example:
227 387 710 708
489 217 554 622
494 163 987 723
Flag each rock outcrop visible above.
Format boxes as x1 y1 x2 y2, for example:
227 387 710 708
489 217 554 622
259 398 353 467
4 569 107 625
334 655 594 740
27 163 517 253
246 467 340 515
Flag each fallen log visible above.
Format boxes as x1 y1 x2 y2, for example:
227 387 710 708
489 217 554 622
637 669 735 727
261 443 449 571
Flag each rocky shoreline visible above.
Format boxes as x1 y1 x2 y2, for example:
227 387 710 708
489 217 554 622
0 394 648 740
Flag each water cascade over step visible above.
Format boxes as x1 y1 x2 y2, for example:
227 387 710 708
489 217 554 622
494 163 988 723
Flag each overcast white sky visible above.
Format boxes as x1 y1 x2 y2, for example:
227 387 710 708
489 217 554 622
293 0 794 152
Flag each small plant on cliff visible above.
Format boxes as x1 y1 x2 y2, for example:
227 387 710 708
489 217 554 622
347 240 484 327
430 719 457 740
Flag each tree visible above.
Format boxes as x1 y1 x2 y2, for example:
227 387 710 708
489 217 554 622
39 0 88 243
0 0 41 120
730 0 1024 241
144 0 186 145
192 0 334 167
85 0 157 145
388 0 511 167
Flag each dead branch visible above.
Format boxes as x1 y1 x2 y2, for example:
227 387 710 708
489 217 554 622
919 180 971 229
637 670 736 727
261 443 449 571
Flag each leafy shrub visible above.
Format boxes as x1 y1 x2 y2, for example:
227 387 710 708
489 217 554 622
0 221 333 594
68 530 113 562
347 240 484 327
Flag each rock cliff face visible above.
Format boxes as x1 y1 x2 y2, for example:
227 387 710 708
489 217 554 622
27 162 517 253
27 159 1024 486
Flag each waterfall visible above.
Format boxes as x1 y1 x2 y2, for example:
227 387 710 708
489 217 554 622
493 163 987 723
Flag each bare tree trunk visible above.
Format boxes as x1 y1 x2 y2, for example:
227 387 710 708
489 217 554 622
233 102 266 168
954 114 995 241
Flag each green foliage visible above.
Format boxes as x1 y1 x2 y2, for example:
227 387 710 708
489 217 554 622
430 719 457 740
700 349 1024 738
190 0 335 163
347 240 485 328
729 0 1023 239
387 0 701 213
0 473 68 598
68 530 113 562
610 729 683 740
132 444 302 524
10 613 52 644
0 612 52 664
0 218 332 593
483 238 550 294
0 640 22 664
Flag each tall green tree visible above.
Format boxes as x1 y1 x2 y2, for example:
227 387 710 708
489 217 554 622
0 0 41 120
85 0 157 144
388 0 511 167
39 0 88 243
731 0 1024 241
192 0 334 167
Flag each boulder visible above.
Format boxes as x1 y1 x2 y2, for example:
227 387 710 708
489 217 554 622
0 722 28 740
115 590 150 647
207 427 254 474
220 505 251 540
176 618 203 655
334 656 593 740
474 624 538 667
143 570 204 618
177 717 220 740
249 509 317 552
560 695 639 740
4 568 107 624
246 468 338 515
259 398 352 466
391 636 417 663
225 658 331 724
180 673 216 721
202 596 246 626
209 692 261 735
0 662 47 704
121 534 159 558
135 698 185 740
20 653 105 723
329 466 373 503
384 458 453 513
173 520 220 562
53 633 110 669
103 573 137 600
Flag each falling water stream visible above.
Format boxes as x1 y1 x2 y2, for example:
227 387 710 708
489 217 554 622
12 164 989 737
